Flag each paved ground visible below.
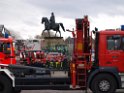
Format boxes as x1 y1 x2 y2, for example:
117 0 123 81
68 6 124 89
21 89 124 93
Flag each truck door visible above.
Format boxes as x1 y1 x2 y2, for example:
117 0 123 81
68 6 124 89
105 35 124 72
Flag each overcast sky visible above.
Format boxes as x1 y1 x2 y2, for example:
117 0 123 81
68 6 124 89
0 0 124 39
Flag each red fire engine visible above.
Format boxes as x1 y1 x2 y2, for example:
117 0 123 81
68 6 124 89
0 16 124 93
0 37 16 64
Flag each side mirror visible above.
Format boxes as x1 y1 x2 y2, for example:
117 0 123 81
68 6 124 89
92 27 98 34
95 27 98 32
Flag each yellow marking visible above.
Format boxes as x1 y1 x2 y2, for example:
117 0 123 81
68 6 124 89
77 43 83 51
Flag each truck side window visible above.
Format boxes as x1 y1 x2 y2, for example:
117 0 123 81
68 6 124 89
107 36 121 50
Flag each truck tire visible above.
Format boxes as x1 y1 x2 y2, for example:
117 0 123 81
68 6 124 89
90 73 117 93
0 75 12 93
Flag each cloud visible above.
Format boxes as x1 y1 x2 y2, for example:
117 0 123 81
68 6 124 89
0 0 124 39
0 0 44 39
24 0 124 17
90 14 124 30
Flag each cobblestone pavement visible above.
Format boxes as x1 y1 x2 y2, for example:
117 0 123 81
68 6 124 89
21 89 124 93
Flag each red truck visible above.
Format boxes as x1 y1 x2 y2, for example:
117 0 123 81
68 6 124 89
19 50 46 67
0 37 16 64
0 16 124 93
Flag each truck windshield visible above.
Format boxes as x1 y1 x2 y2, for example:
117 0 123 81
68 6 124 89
0 42 11 53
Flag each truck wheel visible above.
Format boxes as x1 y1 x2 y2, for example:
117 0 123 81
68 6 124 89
91 73 117 93
0 75 12 93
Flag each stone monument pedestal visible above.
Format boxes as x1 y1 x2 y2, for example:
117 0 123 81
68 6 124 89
43 37 65 52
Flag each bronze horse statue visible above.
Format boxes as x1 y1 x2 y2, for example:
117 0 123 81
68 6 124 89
41 17 65 37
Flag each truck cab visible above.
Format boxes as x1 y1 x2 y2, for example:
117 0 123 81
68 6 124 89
96 30 124 72
0 37 16 64
88 30 124 93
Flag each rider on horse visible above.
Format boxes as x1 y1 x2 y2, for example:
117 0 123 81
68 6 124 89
50 12 56 29
42 12 65 37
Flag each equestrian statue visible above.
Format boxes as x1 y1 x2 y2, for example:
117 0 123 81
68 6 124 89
41 12 65 37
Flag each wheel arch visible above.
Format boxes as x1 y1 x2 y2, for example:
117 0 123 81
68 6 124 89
88 67 121 89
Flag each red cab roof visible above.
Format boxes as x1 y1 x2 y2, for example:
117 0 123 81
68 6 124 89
99 30 124 35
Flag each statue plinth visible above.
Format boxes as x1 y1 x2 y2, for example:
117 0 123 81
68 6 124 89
43 37 65 50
